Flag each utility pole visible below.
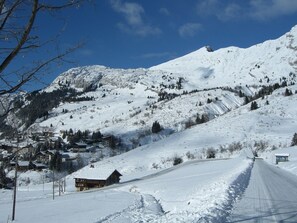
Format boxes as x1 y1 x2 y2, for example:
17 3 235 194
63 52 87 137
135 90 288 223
59 179 61 196
64 177 66 193
52 170 55 200
12 131 21 221
12 156 18 221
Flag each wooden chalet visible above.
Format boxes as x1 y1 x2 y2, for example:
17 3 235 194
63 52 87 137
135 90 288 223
75 169 122 191
71 142 88 153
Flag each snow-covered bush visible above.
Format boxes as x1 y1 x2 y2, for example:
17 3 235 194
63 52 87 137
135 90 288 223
173 155 183 166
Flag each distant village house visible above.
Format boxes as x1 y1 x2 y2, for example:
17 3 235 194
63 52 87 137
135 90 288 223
71 142 88 153
10 161 47 172
275 153 289 164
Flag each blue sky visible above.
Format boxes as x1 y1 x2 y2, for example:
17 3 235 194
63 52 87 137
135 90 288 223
22 0 297 90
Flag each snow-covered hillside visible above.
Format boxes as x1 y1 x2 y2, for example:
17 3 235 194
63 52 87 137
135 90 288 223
67 84 297 184
2 83 297 222
25 25 295 148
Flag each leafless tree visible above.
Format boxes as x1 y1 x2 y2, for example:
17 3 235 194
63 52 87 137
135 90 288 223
0 0 87 99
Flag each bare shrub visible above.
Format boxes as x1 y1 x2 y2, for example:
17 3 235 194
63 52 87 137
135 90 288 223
254 140 268 152
227 142 243 153
184 118 195 129
152 163 159 169
186 151 195 160
271 145 278 150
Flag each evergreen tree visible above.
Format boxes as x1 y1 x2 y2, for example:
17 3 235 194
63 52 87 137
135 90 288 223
251 101 259 110
285 88 293 96
291 133 297 146
0 165 7 188
244 96 250 105
108 135 117 149
152 121 162 133
92 131 102 142
239 90 244 97
50 151 62 172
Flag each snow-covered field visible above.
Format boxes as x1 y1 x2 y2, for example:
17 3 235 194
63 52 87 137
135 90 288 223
1 144 297 222
1 155 253 223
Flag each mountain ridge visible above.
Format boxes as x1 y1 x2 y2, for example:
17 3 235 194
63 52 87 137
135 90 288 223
46 25 297 95
150 25 297 88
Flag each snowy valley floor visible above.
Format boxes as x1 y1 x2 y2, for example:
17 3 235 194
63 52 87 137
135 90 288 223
1 156 252 223
1 150 297 223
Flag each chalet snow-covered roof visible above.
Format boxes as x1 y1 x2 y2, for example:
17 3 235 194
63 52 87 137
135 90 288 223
275 153 290 157
33 162 47 168
74 166 121 180
18 161 30 167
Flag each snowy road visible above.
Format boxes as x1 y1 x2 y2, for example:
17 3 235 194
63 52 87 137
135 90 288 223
228 159 297 222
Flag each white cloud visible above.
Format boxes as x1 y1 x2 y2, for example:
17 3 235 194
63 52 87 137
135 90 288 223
196 0 241 21
196 0 297 21
178 23 202 38
249 0 297 20
140 52 173 59
110 0 144 26
196 0 220 17
117 22 161 37
220 3 242 20
78 49 94 57
159 8 170 16
109 0 161 36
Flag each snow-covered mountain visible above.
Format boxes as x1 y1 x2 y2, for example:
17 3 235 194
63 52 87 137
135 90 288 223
1 25 297 149
1 25 297 223
40 26 296 142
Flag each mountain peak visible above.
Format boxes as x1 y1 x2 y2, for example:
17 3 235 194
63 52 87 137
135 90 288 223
289 24 297 35
150 25 296 88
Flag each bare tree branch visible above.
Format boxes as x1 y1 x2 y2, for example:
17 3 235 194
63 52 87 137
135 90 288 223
0 0 88 96
0 43 82 96
0 0 38 74
38 0 84 11
0 0 21 31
